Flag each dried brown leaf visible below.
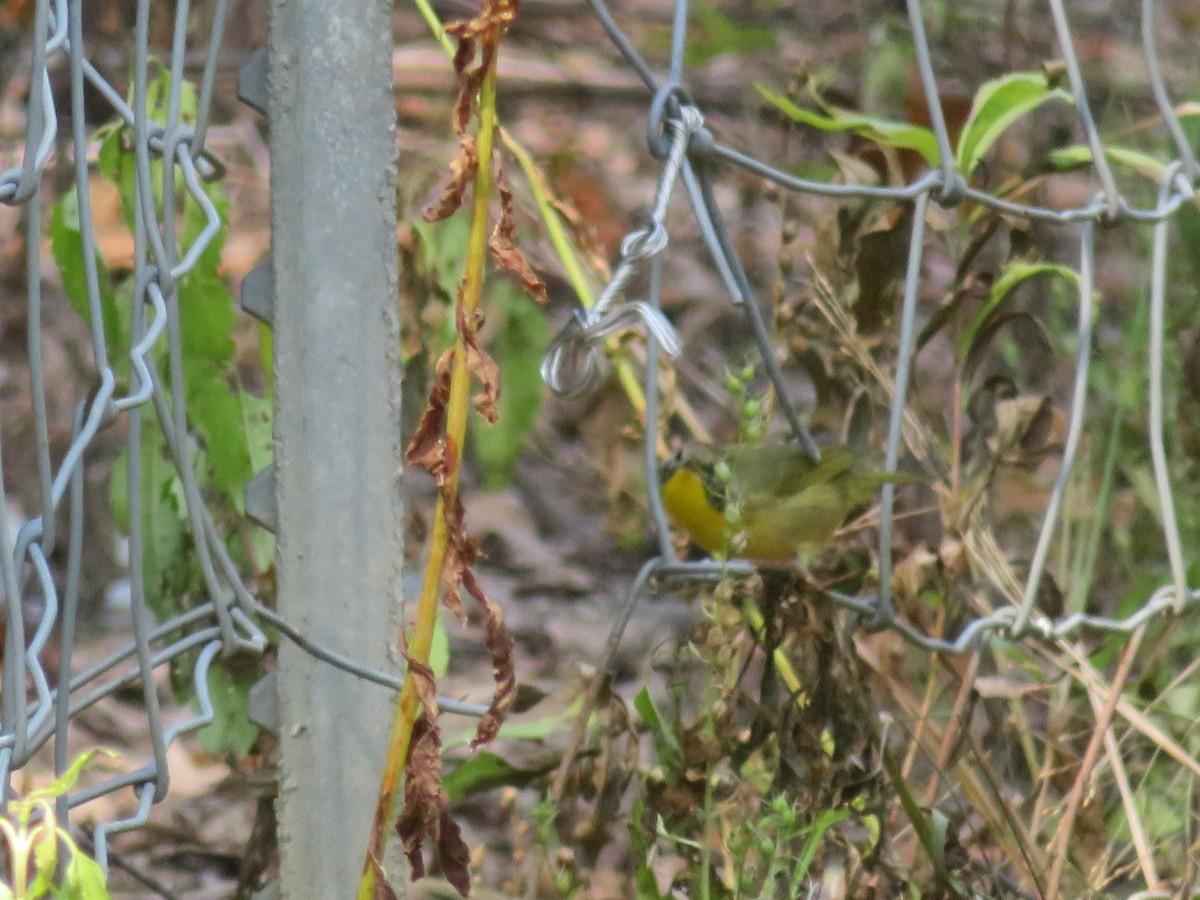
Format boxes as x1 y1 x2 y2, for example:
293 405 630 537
489 171 548 305
456 304 501 423
408 658 441 715
396 709 445 882
434 483 512 746
439 495 474 623
437 809 472 897
463 564 515 749
406 348 455 477
395 688 473 898
446 0 517 45
424 0 517 223
424 136 479 223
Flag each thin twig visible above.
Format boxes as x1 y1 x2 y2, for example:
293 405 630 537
1045 629 1146 899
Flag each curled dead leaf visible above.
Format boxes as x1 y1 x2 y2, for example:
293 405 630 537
425 137 480 223
425 0 518 224
396 678 472 897
437 809 472 897
406 348 455 478
464 564 515 749
454 303 502 423
396 710 445 883
489 171 548 305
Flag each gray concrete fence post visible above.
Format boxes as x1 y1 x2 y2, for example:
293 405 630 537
264 0 403 894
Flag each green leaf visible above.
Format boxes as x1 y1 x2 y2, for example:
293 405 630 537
31 821 60 896
755 83 940 166
48 189 124 357
23 750 117 809
634 686 667 736
1179 194 1200 284
97 127 139 234
412 213 471 301
882 748 948 883
178 269 237 363
257 323 274 387
471 282 548 489
634 687 683 771
792 807 851 884
685 1 776 67
57 849 111 900
198 663 261 758
1177 115 1200 284
110 426 188 621
1048 143 1170 182
238 390 274 475
185 363 251 503
633 867 667 900
956 261 1080 363
145 64 199 126
955 72 1071 177
429 611 450 680
182 180 228 276
442 750 555 802
927 807 950 872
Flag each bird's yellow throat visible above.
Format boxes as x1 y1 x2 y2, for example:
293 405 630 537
659 464 729 556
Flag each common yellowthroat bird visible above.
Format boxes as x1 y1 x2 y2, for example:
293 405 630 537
659 443 913 563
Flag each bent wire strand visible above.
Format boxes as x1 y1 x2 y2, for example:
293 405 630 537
1146 163 1190 611
1011 219 1097 636
541 95 696 397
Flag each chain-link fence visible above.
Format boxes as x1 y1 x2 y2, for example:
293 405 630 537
2 0 1198 893
0 0 481 878
545 0 1199 655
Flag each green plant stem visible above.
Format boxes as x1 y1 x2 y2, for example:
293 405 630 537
411 0 455 56
500 131 594 303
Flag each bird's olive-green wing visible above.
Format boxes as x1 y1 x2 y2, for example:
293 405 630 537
741 480 851 554
726 443 857 499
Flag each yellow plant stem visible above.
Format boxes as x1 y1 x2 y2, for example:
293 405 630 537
740 596 809 709
500 130 595 304
357 41 501 900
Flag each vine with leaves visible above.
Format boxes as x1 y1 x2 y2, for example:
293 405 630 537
359 1 546 897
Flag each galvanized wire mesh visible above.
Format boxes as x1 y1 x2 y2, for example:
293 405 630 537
0 0 489 872
542 0 1200 654
2 0 255 869
2 0 1198 883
